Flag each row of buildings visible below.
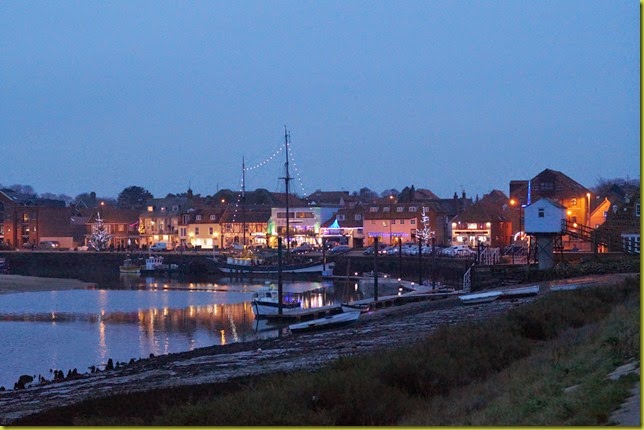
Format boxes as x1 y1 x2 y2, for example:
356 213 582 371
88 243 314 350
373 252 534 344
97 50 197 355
0 169 639 253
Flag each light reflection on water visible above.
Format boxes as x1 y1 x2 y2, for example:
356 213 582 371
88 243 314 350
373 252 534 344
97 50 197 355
0 276 366 390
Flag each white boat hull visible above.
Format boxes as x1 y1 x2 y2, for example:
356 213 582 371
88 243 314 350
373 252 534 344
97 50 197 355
459 291 503 305
252 300 301 317
501 285 539 298
341 303 370 313
289 311 360 333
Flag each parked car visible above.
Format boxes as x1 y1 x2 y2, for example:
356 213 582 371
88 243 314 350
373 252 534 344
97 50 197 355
38 241 60 249
291 243 314 254
363 243 387 255
149 242 168 251
329 245 351 255
441 245 475 257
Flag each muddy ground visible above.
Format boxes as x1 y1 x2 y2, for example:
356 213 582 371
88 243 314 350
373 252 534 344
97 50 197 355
0 273 636 425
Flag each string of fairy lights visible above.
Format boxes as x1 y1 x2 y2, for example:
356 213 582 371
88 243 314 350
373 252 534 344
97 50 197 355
230 135 308 223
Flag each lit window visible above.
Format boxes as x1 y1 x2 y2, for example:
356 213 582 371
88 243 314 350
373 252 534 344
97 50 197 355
147 206 154 212
571 198 577 206
160 207 166 212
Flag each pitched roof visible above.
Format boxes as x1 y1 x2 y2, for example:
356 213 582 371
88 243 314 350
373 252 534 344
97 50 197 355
510 168 591 202
304 190 350 205
452 190 511 223
219 205 272 223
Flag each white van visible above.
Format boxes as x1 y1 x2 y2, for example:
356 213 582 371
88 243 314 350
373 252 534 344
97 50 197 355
149 242 168 251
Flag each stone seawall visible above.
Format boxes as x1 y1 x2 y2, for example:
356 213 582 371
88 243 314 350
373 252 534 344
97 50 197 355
0 251 215 284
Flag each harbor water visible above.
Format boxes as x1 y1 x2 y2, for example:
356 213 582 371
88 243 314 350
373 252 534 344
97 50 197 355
0 275 367 390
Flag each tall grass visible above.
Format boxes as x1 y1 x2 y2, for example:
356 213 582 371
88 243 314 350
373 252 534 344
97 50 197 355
64 276 639 426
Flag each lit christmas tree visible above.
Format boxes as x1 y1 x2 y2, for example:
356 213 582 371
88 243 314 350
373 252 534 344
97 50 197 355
89 212 112 251
417 207 433 246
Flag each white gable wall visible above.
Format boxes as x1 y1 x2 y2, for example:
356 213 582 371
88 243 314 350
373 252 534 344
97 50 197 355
524 199 565 234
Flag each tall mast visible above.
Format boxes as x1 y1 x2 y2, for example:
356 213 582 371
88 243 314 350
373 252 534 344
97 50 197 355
282 126 291 253
242 156 246 248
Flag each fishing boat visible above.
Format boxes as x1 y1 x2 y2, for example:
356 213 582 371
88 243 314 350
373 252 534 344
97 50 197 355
500 285 539 299
139 255 179 276
458 290 503 305
119 257 141 274
251 284 302 318
288 310 361 333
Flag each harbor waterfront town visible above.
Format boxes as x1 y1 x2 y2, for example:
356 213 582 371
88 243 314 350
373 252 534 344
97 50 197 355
1 2 636 425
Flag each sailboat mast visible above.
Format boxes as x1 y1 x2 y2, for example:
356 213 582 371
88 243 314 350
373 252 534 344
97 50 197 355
284 127 291 253
242 156 246 248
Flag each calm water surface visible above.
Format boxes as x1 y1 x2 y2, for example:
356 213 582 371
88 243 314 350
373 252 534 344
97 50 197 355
0 275 366 390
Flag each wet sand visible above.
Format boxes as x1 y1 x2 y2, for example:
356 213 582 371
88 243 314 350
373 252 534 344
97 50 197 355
0 275 95 295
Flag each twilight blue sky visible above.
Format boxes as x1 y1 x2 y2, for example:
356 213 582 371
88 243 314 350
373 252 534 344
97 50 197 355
0 1 639 200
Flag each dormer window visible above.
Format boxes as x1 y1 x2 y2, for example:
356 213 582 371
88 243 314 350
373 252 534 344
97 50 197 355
396 206 404 212
210 214 217 221
196 215 202 221
370 207 378 212
172 205 179 211
409 206 417 212
383 207 390 212
160 207 166 213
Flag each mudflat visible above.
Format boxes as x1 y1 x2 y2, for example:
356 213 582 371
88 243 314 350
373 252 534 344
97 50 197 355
0 275 94 295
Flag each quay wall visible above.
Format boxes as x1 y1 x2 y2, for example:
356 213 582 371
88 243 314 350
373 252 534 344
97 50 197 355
0 251 215 285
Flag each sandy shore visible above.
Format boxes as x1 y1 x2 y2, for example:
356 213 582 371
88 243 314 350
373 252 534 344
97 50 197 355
0 275 95 295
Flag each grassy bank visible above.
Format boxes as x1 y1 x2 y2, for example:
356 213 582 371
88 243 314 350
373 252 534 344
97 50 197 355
16 277 640 426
